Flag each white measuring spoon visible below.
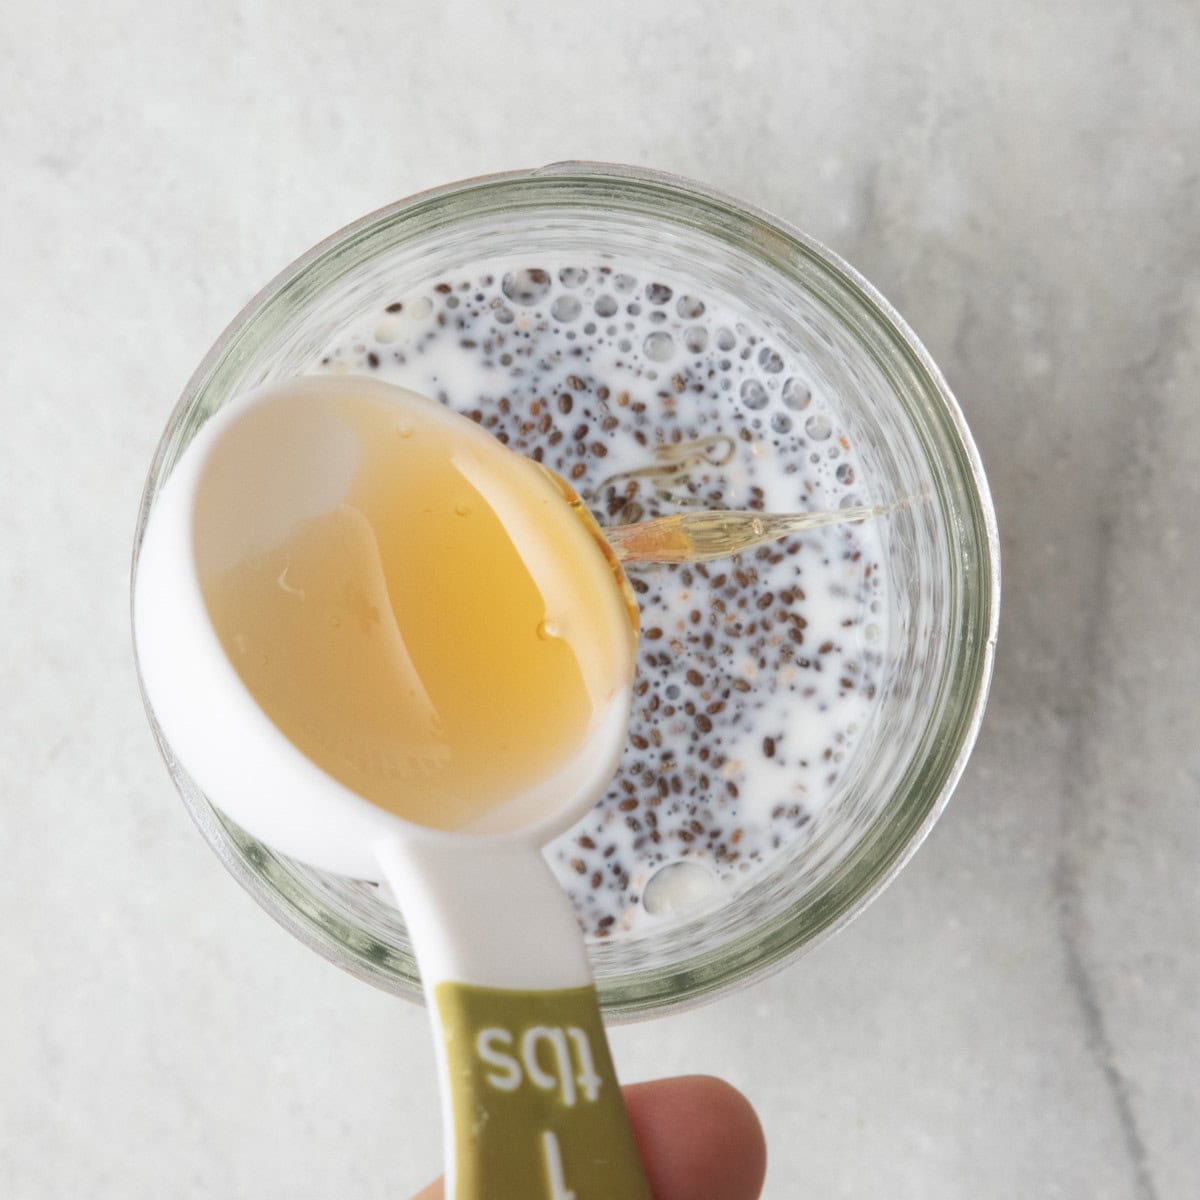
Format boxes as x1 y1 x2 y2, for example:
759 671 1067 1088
134 376 653 1199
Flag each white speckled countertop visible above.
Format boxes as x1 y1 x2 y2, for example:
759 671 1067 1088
2 2 1196 1196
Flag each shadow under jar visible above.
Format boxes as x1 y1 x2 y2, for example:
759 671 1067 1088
132 163 998 1020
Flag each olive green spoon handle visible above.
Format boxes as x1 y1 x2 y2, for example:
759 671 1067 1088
378 838 653 1199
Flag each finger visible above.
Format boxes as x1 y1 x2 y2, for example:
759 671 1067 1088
409 1074 766 1200
409 1175 443 1199
624 1075 766 1200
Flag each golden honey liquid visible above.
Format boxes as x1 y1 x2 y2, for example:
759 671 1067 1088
201 388 638 833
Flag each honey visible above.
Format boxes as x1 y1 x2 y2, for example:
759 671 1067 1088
201 386 639 833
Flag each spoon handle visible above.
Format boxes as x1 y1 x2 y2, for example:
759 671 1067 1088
376 838 653 1200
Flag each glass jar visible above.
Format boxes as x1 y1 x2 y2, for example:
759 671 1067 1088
132 163 998 1020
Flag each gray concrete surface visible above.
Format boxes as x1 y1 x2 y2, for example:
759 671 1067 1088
2 2 1196 1196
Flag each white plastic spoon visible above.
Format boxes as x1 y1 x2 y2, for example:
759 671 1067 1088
134 376 653 1199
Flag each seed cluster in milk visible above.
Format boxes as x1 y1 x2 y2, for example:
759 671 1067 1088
312 261 887 937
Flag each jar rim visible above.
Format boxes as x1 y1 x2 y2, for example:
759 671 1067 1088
132 162 999 1019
